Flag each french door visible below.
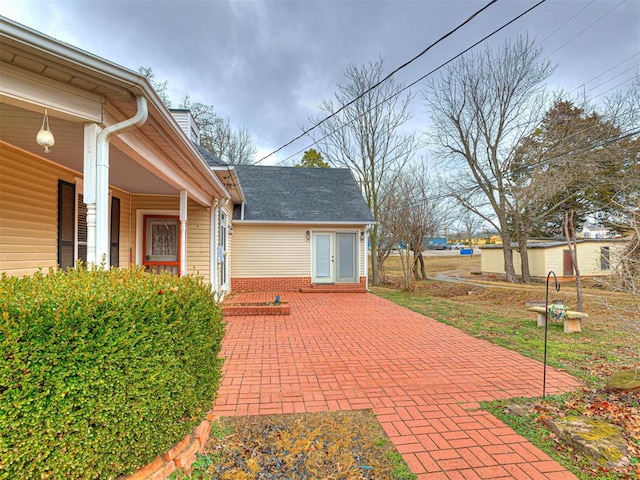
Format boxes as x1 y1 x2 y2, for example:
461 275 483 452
312 232 358 284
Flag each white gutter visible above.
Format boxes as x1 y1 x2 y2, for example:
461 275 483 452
93 94 148 265
232 220 376 225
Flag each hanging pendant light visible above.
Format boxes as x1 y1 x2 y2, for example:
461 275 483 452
36 109 55 153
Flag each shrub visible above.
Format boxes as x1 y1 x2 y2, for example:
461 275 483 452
0 266 225 479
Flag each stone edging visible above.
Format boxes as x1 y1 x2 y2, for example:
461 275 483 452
126 412 215 479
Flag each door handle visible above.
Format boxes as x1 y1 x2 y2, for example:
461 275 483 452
145 255 150 261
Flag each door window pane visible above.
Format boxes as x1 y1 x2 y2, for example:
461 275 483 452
337 233 355 279
146 218 178 261
316 234 331 278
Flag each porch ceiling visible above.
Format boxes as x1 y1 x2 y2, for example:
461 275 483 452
0 102 179 195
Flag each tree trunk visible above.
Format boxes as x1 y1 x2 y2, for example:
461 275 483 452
370 225 379 286
398 242 413 291
517 232 531 283
564 211 583 311
412 250 426 281
500 222 517 283
418 251 426 280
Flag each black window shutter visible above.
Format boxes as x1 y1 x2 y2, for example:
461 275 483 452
110 196 120 267
58 180 75 269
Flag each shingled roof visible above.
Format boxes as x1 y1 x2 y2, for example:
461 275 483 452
233 165 374 223
194 143 227 167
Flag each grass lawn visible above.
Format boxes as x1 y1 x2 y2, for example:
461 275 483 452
375 253 639 479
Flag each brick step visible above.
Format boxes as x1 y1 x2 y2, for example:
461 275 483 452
300 284 366 294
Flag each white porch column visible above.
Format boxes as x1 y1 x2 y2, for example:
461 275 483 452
83 123 100 266
179 190 187 277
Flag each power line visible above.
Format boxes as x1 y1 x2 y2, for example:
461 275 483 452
545 0 626 59
519 127 640 173
573 52 639 92
418 127 640 207
250 0 500 166
540 0 595 45
586 64 639 95
271 0 549 167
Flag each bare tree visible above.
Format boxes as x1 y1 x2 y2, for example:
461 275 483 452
138 68 258 165
311 57 418 285
139 67 172 107
459 210 484 249
180 96 256 165
383 165 445 289
602 195 640 364
375 178 401 282
424 36 554 282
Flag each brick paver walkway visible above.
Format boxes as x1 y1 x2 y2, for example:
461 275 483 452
212 292 582 479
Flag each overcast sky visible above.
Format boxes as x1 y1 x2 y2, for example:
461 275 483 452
2 0 639 164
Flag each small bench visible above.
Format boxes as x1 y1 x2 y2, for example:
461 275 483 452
527 306 589 333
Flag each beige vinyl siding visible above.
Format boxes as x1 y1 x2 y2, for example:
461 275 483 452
131 195 212 283
480 248 505 275
544 247 566 276
113 188 132 268
232 224 310 277
232 224 367 278
527 248 547 278
0 143 132 276
1 143 75 276
186 199 210 283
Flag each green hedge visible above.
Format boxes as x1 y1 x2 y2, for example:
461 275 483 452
0 266 225 479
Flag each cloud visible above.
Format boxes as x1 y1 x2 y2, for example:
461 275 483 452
2 0 638 164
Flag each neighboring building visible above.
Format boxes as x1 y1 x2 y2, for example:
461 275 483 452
0 17 373 293
480 238 628 280
230 165 374 292
579 222 613 239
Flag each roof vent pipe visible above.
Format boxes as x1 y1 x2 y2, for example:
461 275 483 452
92 94 148 266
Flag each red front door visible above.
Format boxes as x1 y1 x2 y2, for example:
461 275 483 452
563 249 574 277
143 215 180 275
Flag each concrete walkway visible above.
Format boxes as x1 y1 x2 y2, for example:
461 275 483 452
212 292 581 479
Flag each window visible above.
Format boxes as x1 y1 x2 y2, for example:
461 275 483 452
600 246 610 270
57 181 120 268
219 212 228 285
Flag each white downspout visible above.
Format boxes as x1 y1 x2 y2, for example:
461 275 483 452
365 225 370 291
93 95 148 266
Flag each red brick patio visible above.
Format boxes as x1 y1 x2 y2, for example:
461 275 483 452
212 292 581 479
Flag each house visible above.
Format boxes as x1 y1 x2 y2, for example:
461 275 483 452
0 17 234 292
230 165 374 291
579 221 613 239
480 238 628 280
0 17 374 293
